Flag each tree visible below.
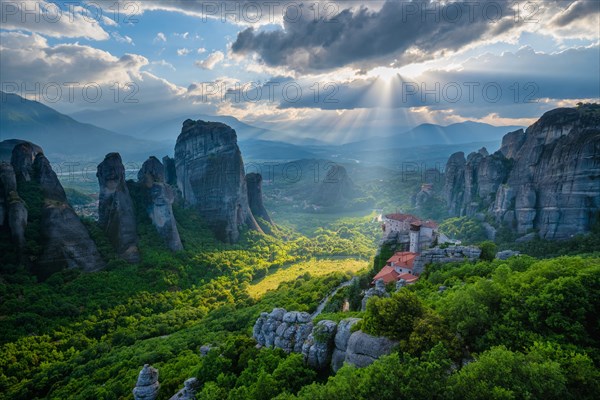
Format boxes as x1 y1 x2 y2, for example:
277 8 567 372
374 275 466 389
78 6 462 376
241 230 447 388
479 241 497 262
362 290 424 340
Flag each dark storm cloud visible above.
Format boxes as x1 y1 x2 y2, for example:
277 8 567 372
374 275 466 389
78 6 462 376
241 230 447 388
231 0 519 72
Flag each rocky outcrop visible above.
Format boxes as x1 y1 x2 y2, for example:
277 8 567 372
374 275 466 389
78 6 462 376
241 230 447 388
253 308 313 353
331 317 361 372
344 331 397 368
10 141 41 182
0 162 27 251
496 250 521 260
312 164 358 207
133 364 160 400
302 320 338 370
361 278 389 311
1 140 104 271
34 154 105 272
162 156 177 186
444 106 600 239
174 120 261 243
169 378 198 400
412 246 481 275
499 129 527 159
137 157 183 251
445 148 510 217
253 309 395 372
246 172 273 226
97 153 140 262
443 151 466 217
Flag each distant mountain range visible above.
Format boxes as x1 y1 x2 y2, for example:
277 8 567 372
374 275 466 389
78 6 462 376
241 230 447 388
0 92 169 161
340 121 523 152
1 92 523 166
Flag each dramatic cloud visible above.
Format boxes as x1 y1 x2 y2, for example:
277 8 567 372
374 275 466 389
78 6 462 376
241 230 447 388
195 51 225 70
269 45 600 114
230 0 600 73
0 31 185 112
0 0 110 39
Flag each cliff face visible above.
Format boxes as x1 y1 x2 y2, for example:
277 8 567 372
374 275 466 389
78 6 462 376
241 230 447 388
246 172 273 226
0 140 104 272
137 157 183 251
174 120 261 243
444 106 600 239
97 153 140 262
0 161 27 252
34 154 105 272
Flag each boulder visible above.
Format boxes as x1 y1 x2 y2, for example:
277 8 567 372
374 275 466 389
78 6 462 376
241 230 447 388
361 278 389 311
133 364 160 400
332 318 361 372
302 320 337 370
169 378 198 400
97 153 140 262
344 331 397 368
253 308 313 353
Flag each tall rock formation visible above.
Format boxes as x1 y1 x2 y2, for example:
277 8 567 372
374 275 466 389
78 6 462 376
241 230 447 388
174 120 261 243
444 105 600 239
162 156 177 186
137 157 183 251
97 153 140 262
0 140 104 272
133 364 160 400
0 161 27 252
34 153 105 272
312 164 358 208
246 172 273 227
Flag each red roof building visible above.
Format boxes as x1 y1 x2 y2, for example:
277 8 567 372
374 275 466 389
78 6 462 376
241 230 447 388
386 251 418 271
372 252 420 285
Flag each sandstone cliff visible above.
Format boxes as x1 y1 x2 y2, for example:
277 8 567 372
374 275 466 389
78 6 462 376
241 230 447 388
0 140 104 272
246 172 273 230
97 153 140 262
174 120 261 243
444 105 600 239
137 156 183 251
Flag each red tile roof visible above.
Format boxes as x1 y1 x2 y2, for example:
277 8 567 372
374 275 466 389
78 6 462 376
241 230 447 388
397 273 419 283
386 252 418 269
372 266 399 285
372 267 420 285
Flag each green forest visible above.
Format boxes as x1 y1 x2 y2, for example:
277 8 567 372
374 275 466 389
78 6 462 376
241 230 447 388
1 176 600 399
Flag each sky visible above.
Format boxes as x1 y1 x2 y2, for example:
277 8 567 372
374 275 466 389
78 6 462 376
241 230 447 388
0 0 599 143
